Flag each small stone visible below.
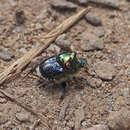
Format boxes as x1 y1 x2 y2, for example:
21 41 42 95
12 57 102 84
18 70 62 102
94 61 116 81
15 112 30 122
56 34 71 51
115 96 127 106
74 107 86 129
87 77 102 88
91 41 104 50
65 115 70 121
19 48 27 53
86 125 109 130
0 115 8 125
107 108 130 130
67 121 75 128
89 0 120 9
122 87 130 98
36 9 48 20
93 28 105 37
44 19 55 31
77 0 89 5
35 23 43 30
56 34 66 45
0 97 7 104
80 33 104 51
70 44 77 52
50 0 77 10
46 44 61 54
0 49 14 61
81 121 87 126
41 52 47 57
85 13 102 26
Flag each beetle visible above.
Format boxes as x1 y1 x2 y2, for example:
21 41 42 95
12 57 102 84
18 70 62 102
35 51 89 99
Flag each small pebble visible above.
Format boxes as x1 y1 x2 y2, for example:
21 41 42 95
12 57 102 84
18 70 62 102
107 108 130 130
85 13 102 26
81 121 87 126
94 61 116 81
35 23 43 30
122 87 130 98
0 49 14 61
43 19 54 31
93 28 105 37
19 48 27 53
36 9 48 20
15 112 30 122
67 121 75 128
80 32 104 51
56 34 71 51
87 77 102 88
89 0 120 9
77 0 89 5
46 44 61 54
86 124 109 130
50 0 77 10
0 97 7 104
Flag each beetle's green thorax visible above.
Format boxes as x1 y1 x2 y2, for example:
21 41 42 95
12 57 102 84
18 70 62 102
57 52 87 74
58 52 76 63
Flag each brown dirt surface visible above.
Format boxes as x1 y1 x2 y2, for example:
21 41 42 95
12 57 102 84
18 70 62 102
0 0 130 130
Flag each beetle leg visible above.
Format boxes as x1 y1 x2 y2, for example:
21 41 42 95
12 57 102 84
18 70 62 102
60 81 66 100
36 79 46 88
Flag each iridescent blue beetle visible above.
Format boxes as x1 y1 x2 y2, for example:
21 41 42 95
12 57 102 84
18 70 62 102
36 52 87 79
35 52 89 99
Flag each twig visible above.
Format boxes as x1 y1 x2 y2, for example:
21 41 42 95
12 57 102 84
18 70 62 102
0 7 91 85
0 89 51 129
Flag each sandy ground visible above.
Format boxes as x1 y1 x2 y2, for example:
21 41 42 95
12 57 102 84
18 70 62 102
0 0 130 130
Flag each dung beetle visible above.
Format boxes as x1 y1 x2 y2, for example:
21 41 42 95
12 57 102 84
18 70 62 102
35 52 89 99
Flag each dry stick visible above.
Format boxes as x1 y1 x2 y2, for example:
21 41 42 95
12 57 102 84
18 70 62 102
0 8 90 85
0 89 50 129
